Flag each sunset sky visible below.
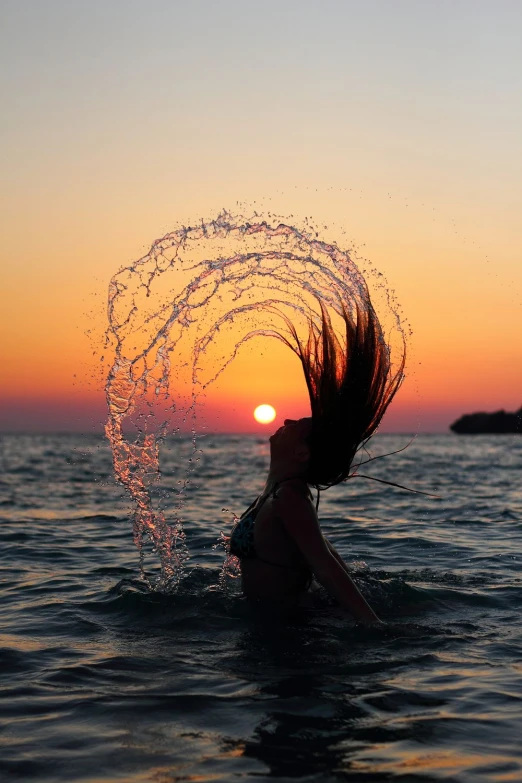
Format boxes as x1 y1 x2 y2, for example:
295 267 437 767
1 0 521 433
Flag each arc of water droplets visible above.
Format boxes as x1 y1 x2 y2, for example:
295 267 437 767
105 210 405 590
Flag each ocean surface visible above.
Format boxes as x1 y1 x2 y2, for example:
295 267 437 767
1 432 521 783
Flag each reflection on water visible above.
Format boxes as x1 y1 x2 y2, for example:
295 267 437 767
1 433 522 781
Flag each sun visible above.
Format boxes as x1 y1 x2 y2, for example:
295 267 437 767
253 404 276 424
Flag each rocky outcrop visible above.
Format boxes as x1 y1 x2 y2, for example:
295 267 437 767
450 407 522 434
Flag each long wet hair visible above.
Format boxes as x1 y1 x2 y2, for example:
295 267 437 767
282 297 405 490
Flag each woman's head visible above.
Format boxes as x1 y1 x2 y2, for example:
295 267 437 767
269 417 312 470
279 297 405 490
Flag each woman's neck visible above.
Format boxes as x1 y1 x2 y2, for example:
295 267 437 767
265 461 306 490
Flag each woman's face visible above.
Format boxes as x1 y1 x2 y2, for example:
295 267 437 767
269 417 313 460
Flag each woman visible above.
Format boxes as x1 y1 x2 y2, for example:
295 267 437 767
229 299 405 624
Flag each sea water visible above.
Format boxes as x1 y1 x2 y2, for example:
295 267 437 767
1 431 521 782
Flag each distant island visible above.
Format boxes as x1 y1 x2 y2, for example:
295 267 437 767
450 406 522 434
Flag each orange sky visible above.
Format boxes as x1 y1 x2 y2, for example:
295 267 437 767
1 2 521 433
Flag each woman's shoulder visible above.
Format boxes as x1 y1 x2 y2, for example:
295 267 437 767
271 479 319 533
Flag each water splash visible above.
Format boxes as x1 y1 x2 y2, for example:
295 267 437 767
212 519 241 594
105 209 405 590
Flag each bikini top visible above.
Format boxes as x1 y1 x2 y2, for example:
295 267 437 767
228 480 311 571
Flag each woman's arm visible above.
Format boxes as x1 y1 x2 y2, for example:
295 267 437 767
315 557 381 624
274 485 381 624
324 538 352 574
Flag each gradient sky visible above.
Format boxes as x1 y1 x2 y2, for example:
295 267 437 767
1 0 521 433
